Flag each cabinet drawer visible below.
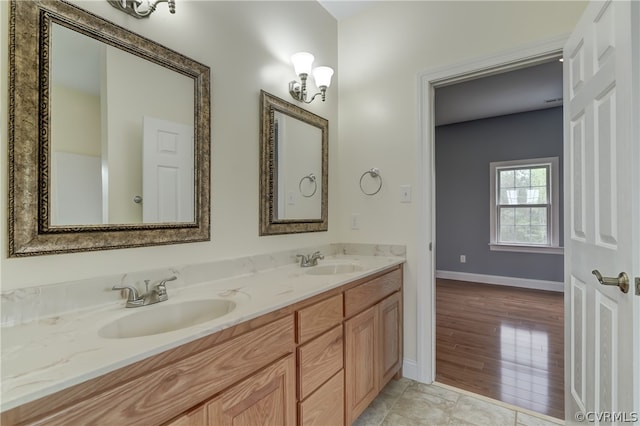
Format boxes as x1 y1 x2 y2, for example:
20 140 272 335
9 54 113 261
344 268 401 317
297 325 343 400
296 294 343 344
298 370 344 426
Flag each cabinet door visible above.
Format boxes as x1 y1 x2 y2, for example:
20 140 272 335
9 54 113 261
164 405 207 426
207 354 296 426
344 305 378 425
379 291 402 387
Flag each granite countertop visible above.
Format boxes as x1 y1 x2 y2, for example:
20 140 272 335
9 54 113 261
0 254 404 412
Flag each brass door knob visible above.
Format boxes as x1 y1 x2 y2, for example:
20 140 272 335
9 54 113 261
592 270 630 294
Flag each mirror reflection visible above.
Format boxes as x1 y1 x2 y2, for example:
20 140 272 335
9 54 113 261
50 23 195 226
259 91 328 235
273 111 322 220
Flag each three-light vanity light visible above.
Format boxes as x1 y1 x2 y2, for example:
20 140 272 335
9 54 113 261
289 52 334 104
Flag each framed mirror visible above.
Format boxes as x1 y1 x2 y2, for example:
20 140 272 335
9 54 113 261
8 0 211 256
259 91 328 235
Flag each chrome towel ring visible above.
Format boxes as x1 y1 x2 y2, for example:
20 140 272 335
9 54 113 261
299 173 318 197
359 168 382 196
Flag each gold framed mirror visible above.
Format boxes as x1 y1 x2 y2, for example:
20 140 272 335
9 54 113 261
8 0 211 257
259 91 328 235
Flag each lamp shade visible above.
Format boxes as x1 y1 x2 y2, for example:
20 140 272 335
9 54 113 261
291 52 314 76
312 66 334 88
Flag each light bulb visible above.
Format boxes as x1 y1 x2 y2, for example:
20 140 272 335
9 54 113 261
312 66 334 89
291 52 314 76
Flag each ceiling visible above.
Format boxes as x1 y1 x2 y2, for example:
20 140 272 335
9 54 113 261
434 59 563 126
317 1 377 20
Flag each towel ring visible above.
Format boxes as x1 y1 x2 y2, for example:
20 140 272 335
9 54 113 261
299 173 318 198
359 168 382 196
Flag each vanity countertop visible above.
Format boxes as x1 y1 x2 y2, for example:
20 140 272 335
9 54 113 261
0 254 404 412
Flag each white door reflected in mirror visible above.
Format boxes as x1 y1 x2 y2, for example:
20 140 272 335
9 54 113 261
142 116 195 223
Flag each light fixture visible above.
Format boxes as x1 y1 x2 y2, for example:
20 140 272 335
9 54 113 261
108 0 176 18
289 52 334 103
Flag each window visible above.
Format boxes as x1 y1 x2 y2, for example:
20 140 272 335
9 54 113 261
489 157 562 254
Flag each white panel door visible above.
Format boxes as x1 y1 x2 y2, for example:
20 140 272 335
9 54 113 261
142 116 194 223
564 1 639 423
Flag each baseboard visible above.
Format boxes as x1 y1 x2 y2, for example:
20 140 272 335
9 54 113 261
436 270 564 292
402 358 418 381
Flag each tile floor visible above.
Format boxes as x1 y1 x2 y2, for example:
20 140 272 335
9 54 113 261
353 378 564 426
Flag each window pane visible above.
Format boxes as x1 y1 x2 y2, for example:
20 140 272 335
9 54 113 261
500 225 516 242
530 207 547 225
530 226 548 243
500 170 514 188
500 208 515 225
500 189 518 204
516 225 530 242
530 167 547 186
515 169 530 187
531 186 547 203
515 208 530 225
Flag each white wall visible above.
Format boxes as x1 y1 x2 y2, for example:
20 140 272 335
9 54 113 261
0 0 338 290
336 1 587 365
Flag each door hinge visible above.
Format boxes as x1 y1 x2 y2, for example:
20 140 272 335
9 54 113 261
429 242 432 251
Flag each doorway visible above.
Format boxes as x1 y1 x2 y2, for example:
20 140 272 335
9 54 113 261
432 59 565 418
414 34 568 408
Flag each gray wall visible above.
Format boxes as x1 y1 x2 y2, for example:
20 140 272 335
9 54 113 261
435 107 564 282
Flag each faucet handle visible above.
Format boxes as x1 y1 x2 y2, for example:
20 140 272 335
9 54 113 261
156 276 176 298
112 285 141 302
158 276 177 287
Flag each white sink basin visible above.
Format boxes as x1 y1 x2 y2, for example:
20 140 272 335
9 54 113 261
305 263 363 275
99 299 236 339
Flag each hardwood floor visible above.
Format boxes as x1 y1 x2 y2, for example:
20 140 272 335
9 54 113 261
435 279 564 419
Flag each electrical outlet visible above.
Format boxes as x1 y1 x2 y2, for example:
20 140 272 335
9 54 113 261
351 214 360 230
460 255 466 263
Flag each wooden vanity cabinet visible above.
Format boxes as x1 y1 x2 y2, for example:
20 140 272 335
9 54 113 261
344 268 403 425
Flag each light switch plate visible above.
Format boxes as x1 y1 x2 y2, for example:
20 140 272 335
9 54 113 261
400 185 411 203
351 214 360 230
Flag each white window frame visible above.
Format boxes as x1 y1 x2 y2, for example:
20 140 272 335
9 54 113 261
489 157 563 255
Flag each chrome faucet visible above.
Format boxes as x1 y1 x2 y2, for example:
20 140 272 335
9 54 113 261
112 276 176 308
296 251 324 267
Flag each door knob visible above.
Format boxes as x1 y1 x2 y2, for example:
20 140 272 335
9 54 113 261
592 270 630 294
